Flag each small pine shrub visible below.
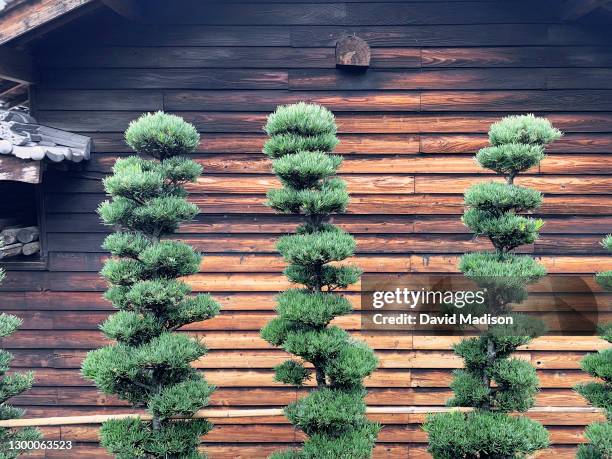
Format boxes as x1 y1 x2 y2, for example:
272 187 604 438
575 236 612 459
82 112 220 458
261 102 379 458
424 115 562 458
0 269 42 458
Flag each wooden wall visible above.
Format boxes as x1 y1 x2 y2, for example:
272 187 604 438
1 0 612 457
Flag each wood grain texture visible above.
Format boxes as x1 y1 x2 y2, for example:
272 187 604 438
36 112 612 134
3 1 612 456
0 0 94 45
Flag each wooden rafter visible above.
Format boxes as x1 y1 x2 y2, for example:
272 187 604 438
0 79 19 96
0 82 28 108
0 81 24 99
561 0 612 20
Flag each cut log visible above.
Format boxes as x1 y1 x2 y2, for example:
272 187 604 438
336 35 371 68
21 241 40 256
0 227 21 246
0 242 22 259
17 226 39 243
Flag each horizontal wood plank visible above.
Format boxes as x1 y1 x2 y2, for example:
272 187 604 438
44 214 612 235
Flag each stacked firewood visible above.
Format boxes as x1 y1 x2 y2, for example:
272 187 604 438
0 225 40 259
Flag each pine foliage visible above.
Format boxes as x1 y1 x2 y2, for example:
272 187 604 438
261 102 379 458
575 236 612 459
0 269 42 458
424 115 562 458
81 112 220 458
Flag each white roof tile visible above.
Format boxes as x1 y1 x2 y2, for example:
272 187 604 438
0 110 91 163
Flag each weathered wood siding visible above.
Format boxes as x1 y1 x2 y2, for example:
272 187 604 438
1 0 611 457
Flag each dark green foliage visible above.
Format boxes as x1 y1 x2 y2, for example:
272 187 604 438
274 360 310 386
301 421 380 459
270 422 380 459
488 114 562 147
264 102 337 137
575 235 612 456
463 210 544 253
476 144 544 177
581 349 612 382
282 326 349 362
577 382 612 420
599 322 612 344
464 182 543 216
602 235 612 252
148 379 215 419
596 236 612 292
424 411 549 459
576 423 612 459
273 151 342 188
598 272 612 292
285 388 367 436
264 133 339 159
100 417 212 459
447 358 539 413
325 341 379 389
277 227 356 265
125 111 200 161
82 113 220 458
267 178 349 216
0 270 42 458
261 103 378 457
460 252 547 292
276 289 352 327
426 115 561 458
284 263 361 291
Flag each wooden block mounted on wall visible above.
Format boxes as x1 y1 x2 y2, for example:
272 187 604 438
336 35 371 69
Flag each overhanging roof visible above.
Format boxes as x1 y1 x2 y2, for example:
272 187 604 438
0 0 97 46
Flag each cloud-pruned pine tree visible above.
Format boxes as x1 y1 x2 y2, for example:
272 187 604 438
424 114 562 458
81 112 220 459
0 269 41 458
260 102 379 458
574 235 612 458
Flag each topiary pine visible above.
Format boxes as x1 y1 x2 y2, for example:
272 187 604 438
81 112 220 459
424 114 562 459
0 269 42 458
574 235 612 459
260 102 379 459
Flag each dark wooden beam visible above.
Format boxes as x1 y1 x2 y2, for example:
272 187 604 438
0 81 25 98
100 0 144 20
0 79 20 96
0 46 35 83
561 0 611 20
1 83 29 108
